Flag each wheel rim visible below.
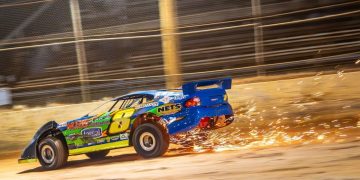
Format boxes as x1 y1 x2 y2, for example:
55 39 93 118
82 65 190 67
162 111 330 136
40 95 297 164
41 145 55 164
139 132 156 151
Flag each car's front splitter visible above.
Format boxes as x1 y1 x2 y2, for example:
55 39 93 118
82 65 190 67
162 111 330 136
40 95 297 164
18 158 38 164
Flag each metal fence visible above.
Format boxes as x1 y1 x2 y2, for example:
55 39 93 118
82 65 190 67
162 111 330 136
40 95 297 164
0 0 359 105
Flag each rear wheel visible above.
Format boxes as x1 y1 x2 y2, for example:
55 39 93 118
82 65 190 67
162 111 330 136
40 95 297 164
132 123 169 158
37 137 68 170
85 150 110 159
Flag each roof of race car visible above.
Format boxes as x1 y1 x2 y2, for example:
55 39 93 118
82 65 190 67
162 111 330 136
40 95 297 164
112 89 182 101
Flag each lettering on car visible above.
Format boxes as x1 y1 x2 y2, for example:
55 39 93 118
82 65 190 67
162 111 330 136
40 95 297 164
81 127 102 138
157 103 182 115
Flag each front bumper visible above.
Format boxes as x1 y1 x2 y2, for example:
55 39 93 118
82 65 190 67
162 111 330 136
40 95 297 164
18 121 59 164
167 103 234 134
18 139 38 164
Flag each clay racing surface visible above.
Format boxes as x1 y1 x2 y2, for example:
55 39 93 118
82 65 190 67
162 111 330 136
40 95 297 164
0 71 360 179
0 139 359 180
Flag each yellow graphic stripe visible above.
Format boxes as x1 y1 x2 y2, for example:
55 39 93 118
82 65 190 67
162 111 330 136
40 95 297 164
69 140 129 155
18 158 38 164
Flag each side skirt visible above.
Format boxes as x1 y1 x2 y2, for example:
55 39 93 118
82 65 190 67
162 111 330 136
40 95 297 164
69 140 129 155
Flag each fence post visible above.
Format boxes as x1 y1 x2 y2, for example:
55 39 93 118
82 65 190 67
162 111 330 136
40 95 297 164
252 0 265 76
159 0 182 89
69 0 90 102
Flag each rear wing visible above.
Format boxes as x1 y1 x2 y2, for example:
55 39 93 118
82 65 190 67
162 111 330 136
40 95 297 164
182 78 232 95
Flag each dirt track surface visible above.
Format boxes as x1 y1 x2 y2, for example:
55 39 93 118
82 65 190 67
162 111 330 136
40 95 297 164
1 71 360 179
0 140 359 180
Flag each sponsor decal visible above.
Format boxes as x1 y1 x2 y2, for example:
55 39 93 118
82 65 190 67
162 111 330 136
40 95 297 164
172 95 187 100
97 138 106 144
67 119 89 130
81 127 102 138
120 133 128 140
166 117 177 124
88 121 110 127
157 103 182 115
159 96 171 103
165 116 185 124
58 122 67 128
135 102 159 109
102 130 108 137
159 95 187 103
110 135 120 142
67 134 81 141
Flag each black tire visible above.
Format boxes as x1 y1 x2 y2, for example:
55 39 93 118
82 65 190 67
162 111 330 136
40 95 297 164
85 150 110 159
37 137 68 170
132 123 169 158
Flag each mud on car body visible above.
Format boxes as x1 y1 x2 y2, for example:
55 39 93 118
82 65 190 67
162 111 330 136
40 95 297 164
19 78 234 169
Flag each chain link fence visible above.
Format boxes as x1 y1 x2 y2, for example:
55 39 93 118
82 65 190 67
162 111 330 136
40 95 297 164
0 0 359 106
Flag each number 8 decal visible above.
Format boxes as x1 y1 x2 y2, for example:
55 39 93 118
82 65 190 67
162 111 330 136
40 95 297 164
108 108 135 134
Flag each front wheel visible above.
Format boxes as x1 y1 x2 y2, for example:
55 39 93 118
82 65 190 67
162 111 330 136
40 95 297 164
37 137 68 170
132 123 169 158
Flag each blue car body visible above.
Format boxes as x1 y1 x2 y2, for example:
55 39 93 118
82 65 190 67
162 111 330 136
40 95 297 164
19 78 234 163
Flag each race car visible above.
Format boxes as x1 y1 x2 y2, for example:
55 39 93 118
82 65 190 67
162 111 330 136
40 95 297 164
18 78 234 169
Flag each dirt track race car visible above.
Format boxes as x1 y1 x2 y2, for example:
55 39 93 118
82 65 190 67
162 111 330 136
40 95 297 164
19 78 234 169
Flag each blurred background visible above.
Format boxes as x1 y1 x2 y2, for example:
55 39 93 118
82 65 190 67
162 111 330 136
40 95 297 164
0 0 359 106
0 1 360 178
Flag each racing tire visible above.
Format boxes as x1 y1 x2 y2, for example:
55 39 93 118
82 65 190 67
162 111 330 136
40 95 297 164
132 123 169 158
85 150 110 159
37 136 68 170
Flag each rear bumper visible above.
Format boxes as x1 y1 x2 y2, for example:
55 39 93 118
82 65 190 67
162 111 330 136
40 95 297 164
167 103 234 134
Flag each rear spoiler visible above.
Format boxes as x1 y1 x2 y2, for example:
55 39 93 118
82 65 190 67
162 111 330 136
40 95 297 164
182 78 232 95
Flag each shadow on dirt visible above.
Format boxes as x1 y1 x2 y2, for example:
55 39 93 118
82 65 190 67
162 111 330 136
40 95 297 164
18 149 197 174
